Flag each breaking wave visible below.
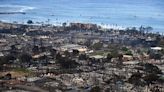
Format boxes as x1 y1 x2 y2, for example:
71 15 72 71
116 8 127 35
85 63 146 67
0 5 35 14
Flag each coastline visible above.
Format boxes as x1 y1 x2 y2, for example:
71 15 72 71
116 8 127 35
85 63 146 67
0 20 150 30
0 20 163 35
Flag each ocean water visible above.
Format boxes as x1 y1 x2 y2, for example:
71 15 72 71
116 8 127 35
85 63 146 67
0 0 164 32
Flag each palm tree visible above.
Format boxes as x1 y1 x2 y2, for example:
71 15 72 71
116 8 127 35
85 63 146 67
145 26 153 34
62 22 67 27
47 19 50 25
62 22 67 30
139 26 145 36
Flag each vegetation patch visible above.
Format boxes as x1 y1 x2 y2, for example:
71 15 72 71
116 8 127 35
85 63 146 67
13 67 30 73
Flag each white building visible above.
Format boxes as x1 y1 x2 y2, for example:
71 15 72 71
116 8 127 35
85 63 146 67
60 44 88 53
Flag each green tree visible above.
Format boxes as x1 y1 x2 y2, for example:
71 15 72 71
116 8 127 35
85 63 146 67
122 47 128 52
144 73 159 85
125 50 133 56
84 40 92 47
145 26 153 33
150 53 162 60
64 50 71 57
92 42 103 50
79 54 87 60
50 48 57 58
128 71 144 87
0 56 6 67
32 46 39 54
90 86 101 92
56 53 62 60
0 55 16 70
62 22 67 28
72 49 79 56
106 53 113 62
143 63 162 74
27 20 33 24
110 50 119 58
19 53 32 63
58 57 79 69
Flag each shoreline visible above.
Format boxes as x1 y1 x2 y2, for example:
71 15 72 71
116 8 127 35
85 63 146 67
0 20 163 35
0 20 143 29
